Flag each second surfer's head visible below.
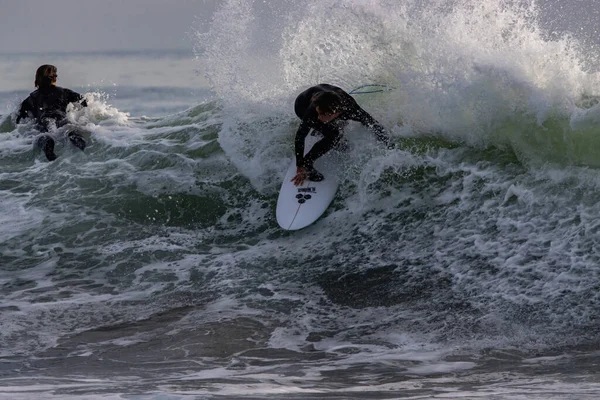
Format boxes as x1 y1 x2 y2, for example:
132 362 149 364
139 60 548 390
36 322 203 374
35 65 58 89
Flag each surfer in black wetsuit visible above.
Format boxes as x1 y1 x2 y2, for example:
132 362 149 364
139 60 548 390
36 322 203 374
16 64 87 161
292 83 393 186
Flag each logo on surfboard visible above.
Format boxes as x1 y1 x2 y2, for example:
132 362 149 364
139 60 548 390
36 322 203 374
295 187 315 204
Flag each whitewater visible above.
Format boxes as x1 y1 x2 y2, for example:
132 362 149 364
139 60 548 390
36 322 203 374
1 0 600 398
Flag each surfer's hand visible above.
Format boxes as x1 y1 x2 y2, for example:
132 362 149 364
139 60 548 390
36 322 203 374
291 167 308 186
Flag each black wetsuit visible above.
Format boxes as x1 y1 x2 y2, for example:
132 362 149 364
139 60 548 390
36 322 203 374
16 85 87 160
294 84 390 169
17 86 86 130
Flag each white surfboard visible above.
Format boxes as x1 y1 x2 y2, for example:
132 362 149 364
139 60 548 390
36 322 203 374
276 142 339 230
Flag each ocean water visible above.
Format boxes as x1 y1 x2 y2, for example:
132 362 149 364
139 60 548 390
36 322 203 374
2 0 600 399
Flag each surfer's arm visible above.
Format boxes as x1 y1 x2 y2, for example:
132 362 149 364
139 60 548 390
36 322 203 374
66 89 87 107
348 105 393 148
294 120 312 167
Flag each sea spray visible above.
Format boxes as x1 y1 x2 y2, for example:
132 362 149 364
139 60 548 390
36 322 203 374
196 0 600 173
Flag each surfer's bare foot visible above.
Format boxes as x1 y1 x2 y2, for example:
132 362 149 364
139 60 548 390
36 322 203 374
307 169 324 182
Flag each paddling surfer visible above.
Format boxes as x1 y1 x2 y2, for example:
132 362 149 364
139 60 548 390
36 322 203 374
291 83 393 186
16 64 87 161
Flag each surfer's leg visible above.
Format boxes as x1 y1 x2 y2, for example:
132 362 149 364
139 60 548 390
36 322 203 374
36 134 57 161
303 137 336 167
305 122 343 160
307 169 324 182
303 135 340 182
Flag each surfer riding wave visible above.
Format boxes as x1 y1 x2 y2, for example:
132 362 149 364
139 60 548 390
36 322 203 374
291 83 394 186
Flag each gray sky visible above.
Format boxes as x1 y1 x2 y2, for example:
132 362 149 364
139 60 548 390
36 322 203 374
0 0 219 54
0 1 597 54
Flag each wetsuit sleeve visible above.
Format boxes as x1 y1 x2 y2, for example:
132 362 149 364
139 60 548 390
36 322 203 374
65 89 87 107
348 104 392 147
294 119 312 168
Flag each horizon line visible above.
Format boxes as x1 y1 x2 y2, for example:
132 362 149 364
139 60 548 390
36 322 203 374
0 48 198 57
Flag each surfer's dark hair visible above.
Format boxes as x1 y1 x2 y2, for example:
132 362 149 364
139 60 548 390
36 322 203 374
35 65 57 88
312 91 342 114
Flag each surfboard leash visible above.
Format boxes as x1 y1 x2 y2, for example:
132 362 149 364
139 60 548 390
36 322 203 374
348 84 396 95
